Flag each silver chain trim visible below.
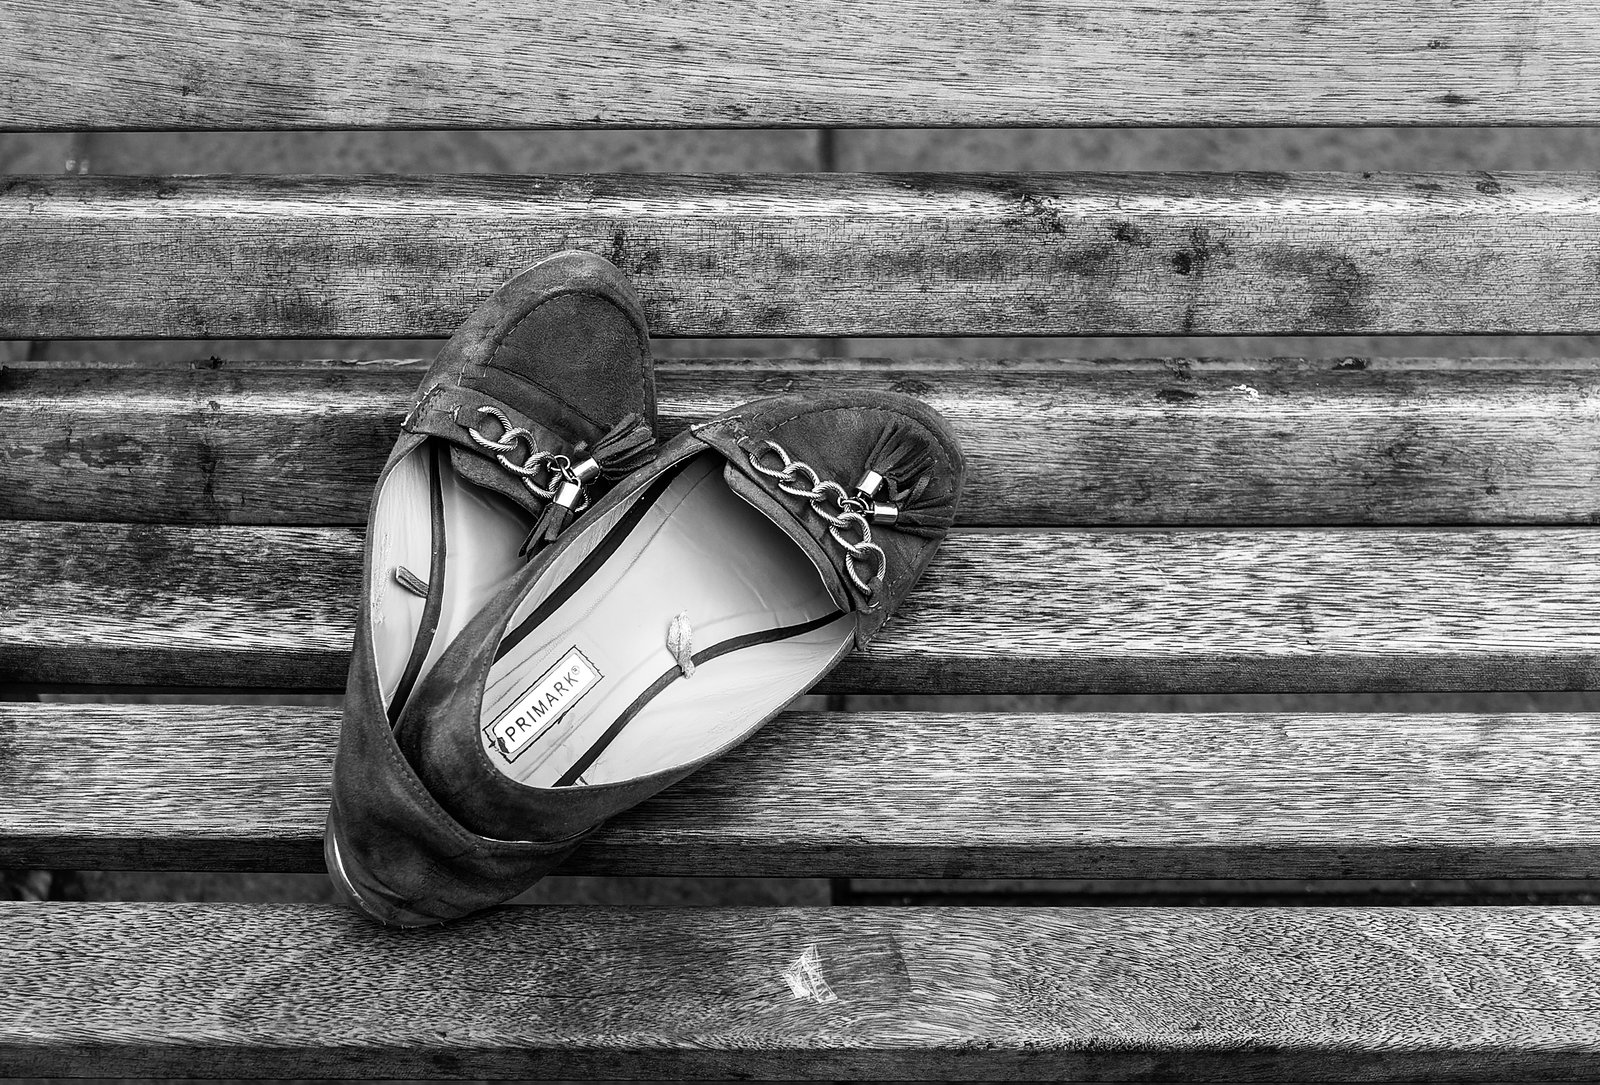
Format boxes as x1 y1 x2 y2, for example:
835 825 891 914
746 439 888 596
460 405 590 512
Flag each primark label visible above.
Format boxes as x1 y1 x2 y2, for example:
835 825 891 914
486 648 602 762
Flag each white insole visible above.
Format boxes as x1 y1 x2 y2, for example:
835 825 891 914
370 442 532 711
481 453 852 787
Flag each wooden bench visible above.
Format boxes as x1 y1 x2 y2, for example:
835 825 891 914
6 1 1600 1078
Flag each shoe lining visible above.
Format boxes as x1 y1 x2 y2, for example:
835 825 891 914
371 440 532 715
481 452 852 788
385 442 448 721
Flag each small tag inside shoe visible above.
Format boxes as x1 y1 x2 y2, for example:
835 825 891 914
484 647 602 763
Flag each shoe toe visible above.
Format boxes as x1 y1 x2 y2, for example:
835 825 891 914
486 252 655 434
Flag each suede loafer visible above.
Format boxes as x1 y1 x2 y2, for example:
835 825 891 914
331 389 963 925
325 250 656 924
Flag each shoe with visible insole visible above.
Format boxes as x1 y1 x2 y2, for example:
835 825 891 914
325 250 656 926
333 389 963 925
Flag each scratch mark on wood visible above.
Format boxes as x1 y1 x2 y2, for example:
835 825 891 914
781 943 837 1003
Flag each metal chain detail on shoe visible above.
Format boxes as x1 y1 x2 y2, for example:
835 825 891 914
461 405 591 513
746 439 888 596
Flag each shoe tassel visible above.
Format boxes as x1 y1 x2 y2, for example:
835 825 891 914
522 413 657 556
855 422 951 535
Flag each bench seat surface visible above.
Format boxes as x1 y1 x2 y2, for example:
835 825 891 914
8 359 1600 694
5 902 1600 1080
4 21 1600 1069
3 704 1596 877
9 358 1600 528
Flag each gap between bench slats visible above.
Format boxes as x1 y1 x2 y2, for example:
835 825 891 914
4 522 1600 694
4 902 1600 1079
7 358 1600 527
4 0 1598 128
838 877 1600 906
8 174 1600 337
0 704 1595 876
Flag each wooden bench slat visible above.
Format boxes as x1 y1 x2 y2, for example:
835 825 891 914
9 358 1600 527
6 1 1600 129
6 522 1600 695
3 704 1597 877
5 902 1600 1079
8 173 1600 337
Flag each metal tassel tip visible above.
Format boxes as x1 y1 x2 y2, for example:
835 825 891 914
550 478 584 511
854 469 887 501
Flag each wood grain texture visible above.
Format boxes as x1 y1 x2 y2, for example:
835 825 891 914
11 358 1600 527
9 173 1600 337
3 703 1598 877
4 0 1600 129
5 522 1600 694
6 902 1600 1079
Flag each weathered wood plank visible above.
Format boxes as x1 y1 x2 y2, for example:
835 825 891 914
7 173 1600 337
3 704 1597 877
4 522 1600 694
5 903 1600 1079
9 358 1600 527
4 0 1600 129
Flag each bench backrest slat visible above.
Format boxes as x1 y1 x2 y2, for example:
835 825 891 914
6 174 1600 338
4 0 1600 129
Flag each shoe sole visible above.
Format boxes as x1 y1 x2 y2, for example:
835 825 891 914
324 814 449 929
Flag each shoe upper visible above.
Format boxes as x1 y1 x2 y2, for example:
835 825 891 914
692 389 964 646
403 251 657 519
328 390 964 926
327 251 658 926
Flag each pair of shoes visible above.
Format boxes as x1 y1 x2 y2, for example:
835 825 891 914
324 251 965 926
